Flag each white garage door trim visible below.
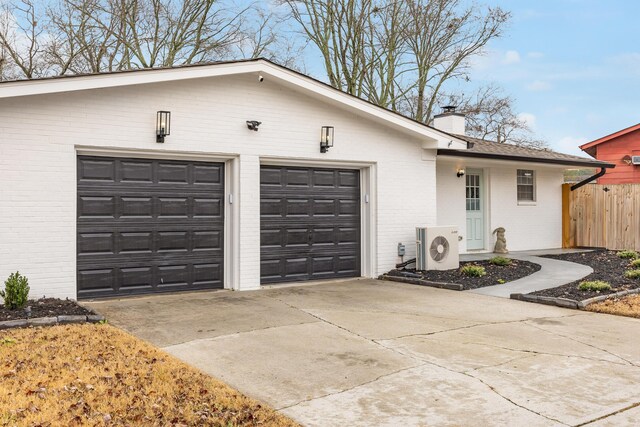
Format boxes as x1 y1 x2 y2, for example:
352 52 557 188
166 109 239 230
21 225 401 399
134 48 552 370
260 156 377 279
75 146 240 291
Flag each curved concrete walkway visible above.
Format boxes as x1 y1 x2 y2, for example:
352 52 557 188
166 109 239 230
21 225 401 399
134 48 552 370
464 250 593 298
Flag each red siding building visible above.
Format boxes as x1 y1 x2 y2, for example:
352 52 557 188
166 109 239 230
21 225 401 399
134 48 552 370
580 123 640 184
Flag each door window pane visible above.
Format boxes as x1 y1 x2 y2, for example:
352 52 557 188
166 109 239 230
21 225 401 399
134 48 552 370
466 174 481 211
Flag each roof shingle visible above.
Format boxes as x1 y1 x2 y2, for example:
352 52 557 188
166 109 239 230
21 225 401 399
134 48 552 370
438 134 614 168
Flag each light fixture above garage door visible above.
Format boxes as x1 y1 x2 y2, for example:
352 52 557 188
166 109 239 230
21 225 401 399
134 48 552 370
156 111 171 143
320 126 334 153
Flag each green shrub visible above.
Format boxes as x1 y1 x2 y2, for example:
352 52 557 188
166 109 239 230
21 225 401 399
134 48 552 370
624 269 640 279
618 250 639 259
578 280 612 292
630 259 640 268
489 256 512 266
0 272 30 310
497 279 506 284
461 265 486 277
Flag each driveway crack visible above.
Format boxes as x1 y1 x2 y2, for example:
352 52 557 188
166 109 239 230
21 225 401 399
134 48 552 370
575 400 640 426
468 342 635 368
276 362 429 411
526 322 639 368
271 295 570 424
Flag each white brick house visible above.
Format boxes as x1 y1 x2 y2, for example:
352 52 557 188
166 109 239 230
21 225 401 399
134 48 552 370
0 59 611 299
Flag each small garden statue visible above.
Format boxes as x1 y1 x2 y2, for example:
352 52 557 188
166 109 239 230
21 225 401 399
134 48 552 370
493 227 508 254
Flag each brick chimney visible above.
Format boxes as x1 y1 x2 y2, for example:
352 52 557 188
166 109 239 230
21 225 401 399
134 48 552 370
432 106 466 136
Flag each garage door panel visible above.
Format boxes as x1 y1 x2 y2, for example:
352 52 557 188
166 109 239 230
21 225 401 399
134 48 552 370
120 160 153 182
78 268 115 292
119 232 153 254
77 156 224 298
338 171 359 188
193 198 223 217
157 162 190 183
78 196 116 218
78 232 115 256
193 263 223 285
311 169 336 187
78 158 116 182
193 230 222 251
338 199 359 216
260 165 360 284
121 197 153 217
158 197 189 217
193 164 223 184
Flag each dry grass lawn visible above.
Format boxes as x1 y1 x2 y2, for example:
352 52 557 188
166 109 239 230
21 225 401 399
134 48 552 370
587 294 640 319
0 324 299 426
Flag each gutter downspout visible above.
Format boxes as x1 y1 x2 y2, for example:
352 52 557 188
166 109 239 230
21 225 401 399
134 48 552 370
570 167 607 191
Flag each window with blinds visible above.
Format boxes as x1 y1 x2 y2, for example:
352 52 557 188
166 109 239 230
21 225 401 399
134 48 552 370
517 169 535 202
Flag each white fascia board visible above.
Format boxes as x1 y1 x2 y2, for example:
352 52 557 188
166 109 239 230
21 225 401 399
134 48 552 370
436 155 573 170
0 61 262 99
0 59 467 148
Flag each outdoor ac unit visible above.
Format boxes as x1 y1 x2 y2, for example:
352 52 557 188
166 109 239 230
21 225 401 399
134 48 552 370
632 156 640 165
416 226 460 271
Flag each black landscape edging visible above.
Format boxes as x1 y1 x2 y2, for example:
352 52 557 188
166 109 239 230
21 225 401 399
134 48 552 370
0 313 105 330
379 274 464 291
510 287 640 310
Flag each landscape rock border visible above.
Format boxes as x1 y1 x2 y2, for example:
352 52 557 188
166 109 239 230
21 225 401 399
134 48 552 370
0 313 105 330
511 287 640 310
378 274 464 291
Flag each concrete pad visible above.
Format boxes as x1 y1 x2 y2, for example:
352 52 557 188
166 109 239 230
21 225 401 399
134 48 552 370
379 335 534 373
283 363 557 427
92 279 640 426
587 404 640 426
525 314 640 366
302 308 477 340
164 321 419 409
270 280 574 324
391 319 627 366
85 290 318 347
471 353 640 426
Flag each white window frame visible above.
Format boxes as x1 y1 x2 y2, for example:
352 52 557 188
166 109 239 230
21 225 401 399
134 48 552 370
517 169 536 205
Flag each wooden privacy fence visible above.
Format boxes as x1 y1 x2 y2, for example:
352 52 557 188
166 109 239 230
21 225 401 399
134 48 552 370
562 183 640 251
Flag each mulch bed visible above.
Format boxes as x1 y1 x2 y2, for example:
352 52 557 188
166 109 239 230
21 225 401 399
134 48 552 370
532 250 640 300
387 259 541 290
0 298 92 321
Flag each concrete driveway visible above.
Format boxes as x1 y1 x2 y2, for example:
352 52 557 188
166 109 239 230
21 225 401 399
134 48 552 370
86 279 640 427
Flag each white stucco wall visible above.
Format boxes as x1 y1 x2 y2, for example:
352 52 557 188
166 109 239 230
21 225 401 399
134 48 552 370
436 161 468 253
437 159 565 253
0 74 437 299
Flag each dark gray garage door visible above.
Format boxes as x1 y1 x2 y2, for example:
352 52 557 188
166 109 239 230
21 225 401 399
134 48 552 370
260 165 361 284
77 156 224 299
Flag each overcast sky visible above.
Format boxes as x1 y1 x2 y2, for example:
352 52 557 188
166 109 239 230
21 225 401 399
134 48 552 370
462 0 640 156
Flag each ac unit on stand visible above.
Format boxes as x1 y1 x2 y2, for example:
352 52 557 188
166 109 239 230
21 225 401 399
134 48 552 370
416 226 459 271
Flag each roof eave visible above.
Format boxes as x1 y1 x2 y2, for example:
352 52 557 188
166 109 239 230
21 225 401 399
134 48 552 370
0 58 468 149
580 122 640 151
437 149 615 169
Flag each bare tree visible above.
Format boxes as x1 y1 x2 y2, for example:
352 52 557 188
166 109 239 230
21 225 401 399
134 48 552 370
284 0 376 97
443 85 548 148
0 0 286 80
403 0 509 123
283 0 509 123
0 0 48 79
235 3 307 70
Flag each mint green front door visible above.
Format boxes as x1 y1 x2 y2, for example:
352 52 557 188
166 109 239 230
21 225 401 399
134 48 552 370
466 170 484 250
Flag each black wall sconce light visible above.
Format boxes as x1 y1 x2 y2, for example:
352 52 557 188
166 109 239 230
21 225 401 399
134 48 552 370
156 111 171 143
320 126 334 153
246 120 261 131
457 168 465 178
